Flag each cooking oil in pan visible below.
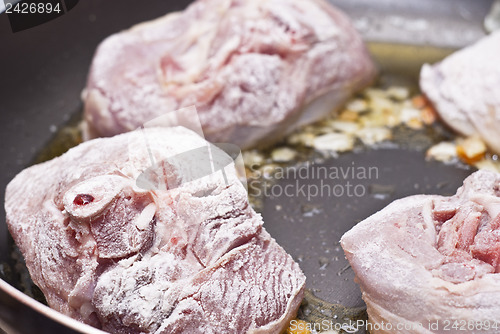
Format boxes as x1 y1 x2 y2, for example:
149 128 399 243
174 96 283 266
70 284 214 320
3 43 500 333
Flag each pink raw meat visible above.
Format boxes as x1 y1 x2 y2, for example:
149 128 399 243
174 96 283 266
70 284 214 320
420 31 500 154
5 127 305 333
342 170 500 333
82 0 375 149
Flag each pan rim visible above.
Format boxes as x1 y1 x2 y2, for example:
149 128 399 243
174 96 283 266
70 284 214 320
0 278 105 333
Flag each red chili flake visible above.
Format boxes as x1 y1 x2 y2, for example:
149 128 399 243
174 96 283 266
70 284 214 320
73 194 94 205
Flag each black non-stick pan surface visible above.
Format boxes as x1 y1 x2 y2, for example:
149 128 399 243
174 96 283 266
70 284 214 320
0 0 494 333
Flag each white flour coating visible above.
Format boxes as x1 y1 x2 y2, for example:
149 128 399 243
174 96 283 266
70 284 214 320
83 0 375 149
420 31 500 154
341 170 500 334
5 127 306 333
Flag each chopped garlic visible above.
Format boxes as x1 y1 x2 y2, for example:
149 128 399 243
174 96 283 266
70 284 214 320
387 86 410 100
338 110 359 121
426 142 457 162
271 147 297 162
364 88 387 100
243 150 264 167
287 133 316 147
313 133 354 152
456 136 487 164
369 96 394 114
474 159 500 173
327 120 360 134
400 107 422 123
359 112 391 128
345 98 368 113
406 118 424 130
356 127 392 146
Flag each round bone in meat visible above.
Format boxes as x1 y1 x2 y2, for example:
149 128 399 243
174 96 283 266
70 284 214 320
5 127 306 333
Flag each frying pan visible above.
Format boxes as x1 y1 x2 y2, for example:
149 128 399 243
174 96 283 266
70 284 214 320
0 0 495 333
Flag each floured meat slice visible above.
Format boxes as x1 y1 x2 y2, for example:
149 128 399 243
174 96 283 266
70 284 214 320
420 31 500 154
5 127 305 333
82 0 375 149
341 170 500 334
